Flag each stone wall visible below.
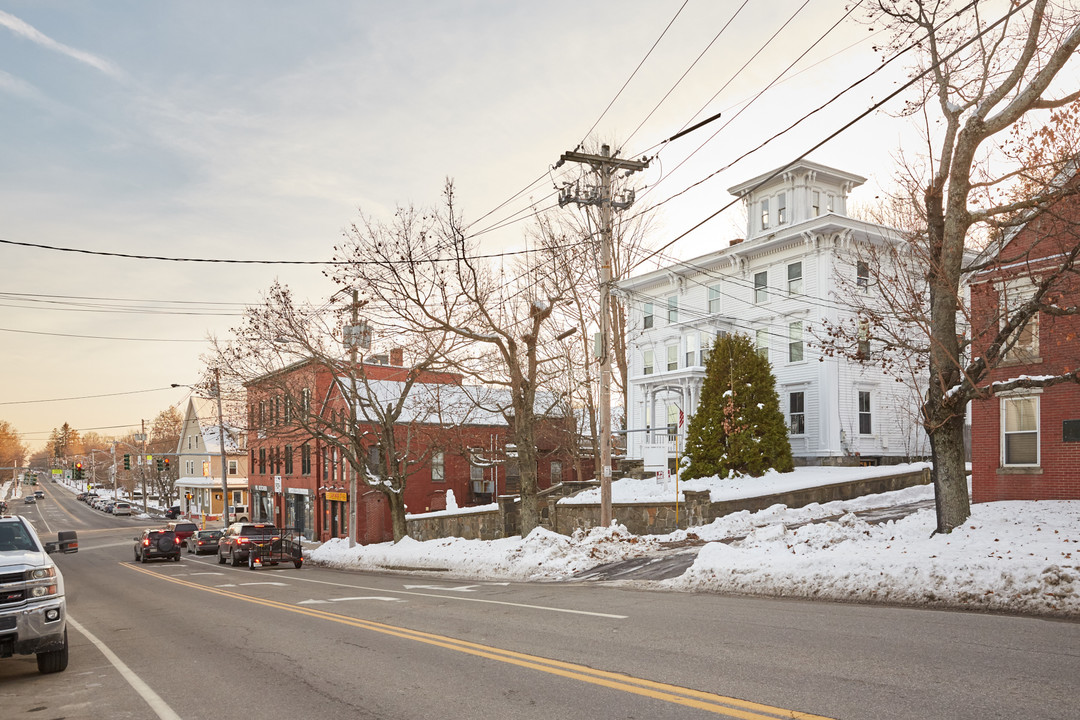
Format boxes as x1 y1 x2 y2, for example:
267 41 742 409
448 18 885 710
405 468 931 540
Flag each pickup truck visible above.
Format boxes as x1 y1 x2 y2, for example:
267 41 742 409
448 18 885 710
0 515 79 673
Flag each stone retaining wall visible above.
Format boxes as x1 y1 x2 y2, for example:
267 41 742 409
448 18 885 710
405 468 931 540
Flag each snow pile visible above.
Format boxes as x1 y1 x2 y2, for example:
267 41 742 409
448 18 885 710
672 501 1079 616
306 465 1079 617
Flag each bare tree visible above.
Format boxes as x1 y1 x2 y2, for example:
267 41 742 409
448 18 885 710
215 282 453 542
333 182 573 535
862 0 1080 532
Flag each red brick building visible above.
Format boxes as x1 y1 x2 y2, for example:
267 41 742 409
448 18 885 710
969 183 1080 502
245 353 578 543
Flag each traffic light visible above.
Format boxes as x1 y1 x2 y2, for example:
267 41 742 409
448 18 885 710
156 458 163 472
74 462 84 481
163 458 170 471
123 454 130 470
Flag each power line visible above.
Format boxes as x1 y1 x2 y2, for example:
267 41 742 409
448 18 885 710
630 0 1022 273
0 326 206 343
0 387 175 406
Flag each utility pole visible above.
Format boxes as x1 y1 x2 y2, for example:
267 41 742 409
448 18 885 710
343 288 370 548
214 367 231 528
140 420 148 515
556 143 649 527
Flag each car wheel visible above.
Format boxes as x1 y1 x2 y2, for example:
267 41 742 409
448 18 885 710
173 554 180 562
140 550 147 563
217 551 226 565
230 549 240 567
36 629 68 674
293 559 303 569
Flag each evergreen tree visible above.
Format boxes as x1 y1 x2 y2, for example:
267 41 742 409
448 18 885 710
683 333 794 479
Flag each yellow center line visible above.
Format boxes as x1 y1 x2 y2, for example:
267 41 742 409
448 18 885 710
123 564 835 720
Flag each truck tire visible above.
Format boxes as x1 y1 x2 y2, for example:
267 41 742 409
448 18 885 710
37 629 68 674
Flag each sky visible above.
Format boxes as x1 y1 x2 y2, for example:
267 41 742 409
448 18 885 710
0 1 1038 452
26 464 1074 617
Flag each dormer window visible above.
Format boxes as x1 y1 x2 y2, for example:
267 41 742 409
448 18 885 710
761 198 770 230
777 193 787 225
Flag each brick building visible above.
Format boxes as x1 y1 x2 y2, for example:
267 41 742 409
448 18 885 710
244 352 577 543
969 179 1080 502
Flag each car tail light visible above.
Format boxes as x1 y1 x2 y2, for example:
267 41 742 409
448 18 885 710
174 537 181 545
142 539 150 546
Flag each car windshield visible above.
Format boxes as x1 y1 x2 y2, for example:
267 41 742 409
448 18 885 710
0 522 38 552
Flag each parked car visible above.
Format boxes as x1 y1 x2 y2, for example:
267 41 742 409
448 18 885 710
133 529 180 563
83 493 99 504
165 521 198 551
76 493 88 502
112 502 132 517
218 523 280 566
103 502 116 514
228 505 249 522
164 506 181 520
189 529 222 555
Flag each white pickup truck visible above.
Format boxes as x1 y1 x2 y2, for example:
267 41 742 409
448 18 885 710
0 514 78 673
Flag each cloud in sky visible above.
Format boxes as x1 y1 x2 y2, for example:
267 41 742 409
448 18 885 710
0 9 125 80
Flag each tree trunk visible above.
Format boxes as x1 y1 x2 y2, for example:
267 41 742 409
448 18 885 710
516 416 539 536
928 411 970 533
387 490 408 542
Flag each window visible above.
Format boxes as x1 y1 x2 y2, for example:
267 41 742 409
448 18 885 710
754 271 768 304
788 322 803 362
301 388 312 414
667 404 680 431
857 260 870 290
812 191 820 216
761 198 770 229
186 460 195 475
258 448 266 474
667 295 678 323
284 396 292 424
826 195 834 213
1002 396 1039 465
284 445 293 475
643 349 654 375
787 261 802 295
666 344 678 371
755 328 769 360
550 460 562 484
643 302 654 330
470 465 483 482
789 392 805 435
777 193 787 224
700 332 716 364
857 318 870 359
858 391 872 434
258 401 265 429
187 436 192 450
367 446 381 475
686 333 699 367
708 285 722 314
431 452 445 482
301 444 311 475
1000 282 1040 362
228 459 238 476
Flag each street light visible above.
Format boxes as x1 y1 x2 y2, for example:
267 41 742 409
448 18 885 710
173 375 232 528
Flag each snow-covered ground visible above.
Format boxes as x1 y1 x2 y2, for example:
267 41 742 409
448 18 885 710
310 464 1079 617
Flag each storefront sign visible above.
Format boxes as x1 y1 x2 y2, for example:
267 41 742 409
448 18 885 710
288 487 309 496
325 491 347 502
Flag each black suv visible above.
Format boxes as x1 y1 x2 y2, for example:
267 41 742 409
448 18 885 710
134 530 181 563
217 523 279 566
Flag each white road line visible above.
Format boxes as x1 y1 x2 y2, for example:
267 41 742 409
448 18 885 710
67 615 182 720
185 555 627 619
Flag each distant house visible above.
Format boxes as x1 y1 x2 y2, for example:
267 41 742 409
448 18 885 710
244 350 576 544
969 175 1080 502
175 398 249 521
617 160 929 468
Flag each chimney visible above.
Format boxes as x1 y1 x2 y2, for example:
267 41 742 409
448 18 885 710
390 347 404 367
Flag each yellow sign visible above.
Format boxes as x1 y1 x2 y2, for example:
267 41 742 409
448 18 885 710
202 461 211 477
325 491 348 502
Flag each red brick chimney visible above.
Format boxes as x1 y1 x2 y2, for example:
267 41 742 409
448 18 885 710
389 347 404 367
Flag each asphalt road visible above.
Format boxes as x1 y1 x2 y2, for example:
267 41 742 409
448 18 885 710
4 484 1078 719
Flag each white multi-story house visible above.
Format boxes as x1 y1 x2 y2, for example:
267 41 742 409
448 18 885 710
175 398 249 520
617 160 928 467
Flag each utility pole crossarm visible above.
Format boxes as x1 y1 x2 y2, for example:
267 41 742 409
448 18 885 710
557 150 650 173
